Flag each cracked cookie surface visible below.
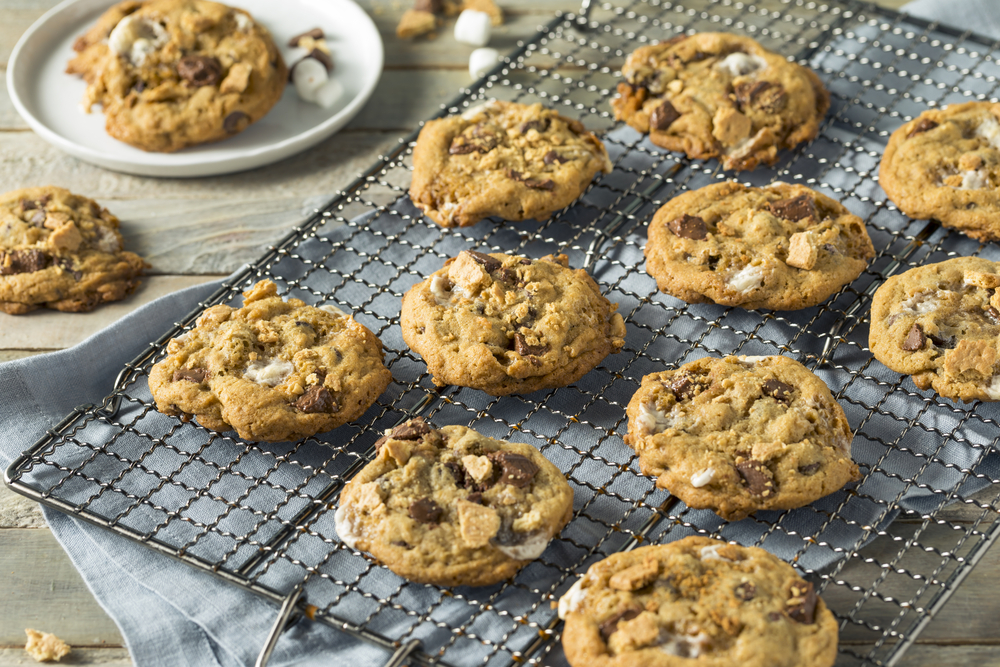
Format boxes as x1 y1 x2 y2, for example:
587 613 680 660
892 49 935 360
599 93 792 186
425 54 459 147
67 0 286 152
557 536 838 667
400 251 627 395
148 280 392 442
880 102 1000 241
335 418 574 587
0 186 146 315
612 32 829 171
644 181 874 311
869 257 1000 402
409 101 612 227
624 355 858 521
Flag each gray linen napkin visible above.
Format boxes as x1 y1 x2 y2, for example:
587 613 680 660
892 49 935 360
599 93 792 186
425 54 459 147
3 1 1000 665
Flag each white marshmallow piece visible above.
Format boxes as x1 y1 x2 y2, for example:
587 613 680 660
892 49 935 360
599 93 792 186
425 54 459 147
314 79 344 109
292 58 329 103
455 10 492 47
469 47 500 79
108 15 168 66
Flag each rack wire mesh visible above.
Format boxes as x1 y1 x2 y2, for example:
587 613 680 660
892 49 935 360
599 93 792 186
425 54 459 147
7 0 1000 665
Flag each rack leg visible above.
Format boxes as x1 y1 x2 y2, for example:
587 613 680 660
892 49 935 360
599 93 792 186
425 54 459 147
255 586 305 667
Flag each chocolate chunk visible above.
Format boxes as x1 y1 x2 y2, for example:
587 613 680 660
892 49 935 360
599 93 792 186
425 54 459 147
445 461 468 488
514 332 549 357
767 611 783 622
927 333 955 349
787 581 818 624
0 249 51 275
498 267 521 284
295 385 336 413
902 323 926 351
28 210 46 226
734 582 756 601
508 170 556 191
172 368 208 383
176 55 222 87
465 250 501 273
288 28 324 46
488 452 539 488
519 259 532 265
767 195 817 222
987 306 1000 324
908 118 938 137
413 0 443 12
373 435 389 453
408 498 442 524
798 462 821 475
133 79 146 93
598 608 642 639
669 375 701 400
735 460 775 497
666 214 707 240
449 132 498 155
520 118 550 134
390 417 432 440
466 492 483 504
734 81 787 113
762 379 793 402
543 150 569 165
307 48 334 71
390 540 413 549
223 111 250 134
650 100 681 131
58 258 83 281
20 199 38 211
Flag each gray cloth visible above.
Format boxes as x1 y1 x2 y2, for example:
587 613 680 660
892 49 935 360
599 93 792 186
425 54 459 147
2 1 999 666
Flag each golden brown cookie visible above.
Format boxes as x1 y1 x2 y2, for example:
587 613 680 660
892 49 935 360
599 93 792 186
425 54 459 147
148 280 392 442
644 181 874 311
879 101 1000 241
400 251 626 395
869 257 1000 402
409 101 612 227
612 32 829 171
557 536 838 667
67 0 287 152
0 186 146 315
335 418 573 587
624 355 859 521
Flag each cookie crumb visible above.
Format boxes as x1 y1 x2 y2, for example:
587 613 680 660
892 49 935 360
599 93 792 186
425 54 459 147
24 629 70 663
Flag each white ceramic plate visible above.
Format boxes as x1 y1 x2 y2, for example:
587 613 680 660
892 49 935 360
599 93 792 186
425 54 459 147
6 0 383 177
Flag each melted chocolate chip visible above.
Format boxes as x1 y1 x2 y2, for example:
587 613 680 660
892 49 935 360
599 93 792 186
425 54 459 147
598 608 642 640
734 582 756 601
445 461 468 488
488 452 539 488
520 118 550 134
491 519 523 547
787 581 818 624
519 258 532 265
514 332 549 357
390 417 432 440
767 611 784 622
307 48 334 72
133 79 146 93
762 379 793 402
466 492 483 504
223 111 250 134
176 55 222 87
734 81 787 113
987 306 1000 324
735 460 775 497
413 0 443 12
508 170 556 190
543 150 569 165
390 540 413 549
408 498 442 524
295 385 336 413
927 333 955 349
767 195 817 222
20 199 38 211
0 249 51 275
449 124 499 155
650 100 681 131
172 368 208 383
57 259 83 281
902 323 926 351
908 118 939 137
288 28 324 46
465 250 501 273
666 214 707 240
373 435 389 452
669 374 702 400
798 462 822 476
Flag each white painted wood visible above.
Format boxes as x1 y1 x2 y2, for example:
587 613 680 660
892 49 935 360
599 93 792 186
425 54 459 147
0 647 131 665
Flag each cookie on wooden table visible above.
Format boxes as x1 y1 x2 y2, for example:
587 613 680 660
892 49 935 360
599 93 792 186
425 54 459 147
400 251 627 395
557 536 838 667
644 181 874 311
409 101 612 227
334 418 574 587
624 355 859 521
880 101 1000 241
613 32 829 171
67 0 287 152
869 256 1000 403
148 280 392 442
0 186 146 315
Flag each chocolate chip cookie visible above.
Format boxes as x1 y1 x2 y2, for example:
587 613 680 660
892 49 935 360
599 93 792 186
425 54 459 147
148 280 392 442
0 186 146 315
400 251 627 395
409 101 613 227
613 32 829 171
624 355 859 521
644 181 874 311
869 257 1000 403
335 418 573 587
67 0 287 152
557 536 838 667
880 102 1000 242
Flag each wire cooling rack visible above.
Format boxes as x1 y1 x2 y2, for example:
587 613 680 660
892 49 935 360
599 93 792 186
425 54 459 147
8 0 1000 665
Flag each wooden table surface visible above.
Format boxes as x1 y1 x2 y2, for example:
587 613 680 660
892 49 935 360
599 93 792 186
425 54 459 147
3 0 999 664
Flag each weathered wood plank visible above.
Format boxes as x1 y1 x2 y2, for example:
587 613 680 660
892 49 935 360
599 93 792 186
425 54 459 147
0 349 49 361
0 529 123 646
0 484 46 528
0 647 131 665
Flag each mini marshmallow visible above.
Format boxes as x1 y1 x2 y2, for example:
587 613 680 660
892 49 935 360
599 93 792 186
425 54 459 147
469 47 500 79
314 79 344 109
293 58 328 103
455 10 491 47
